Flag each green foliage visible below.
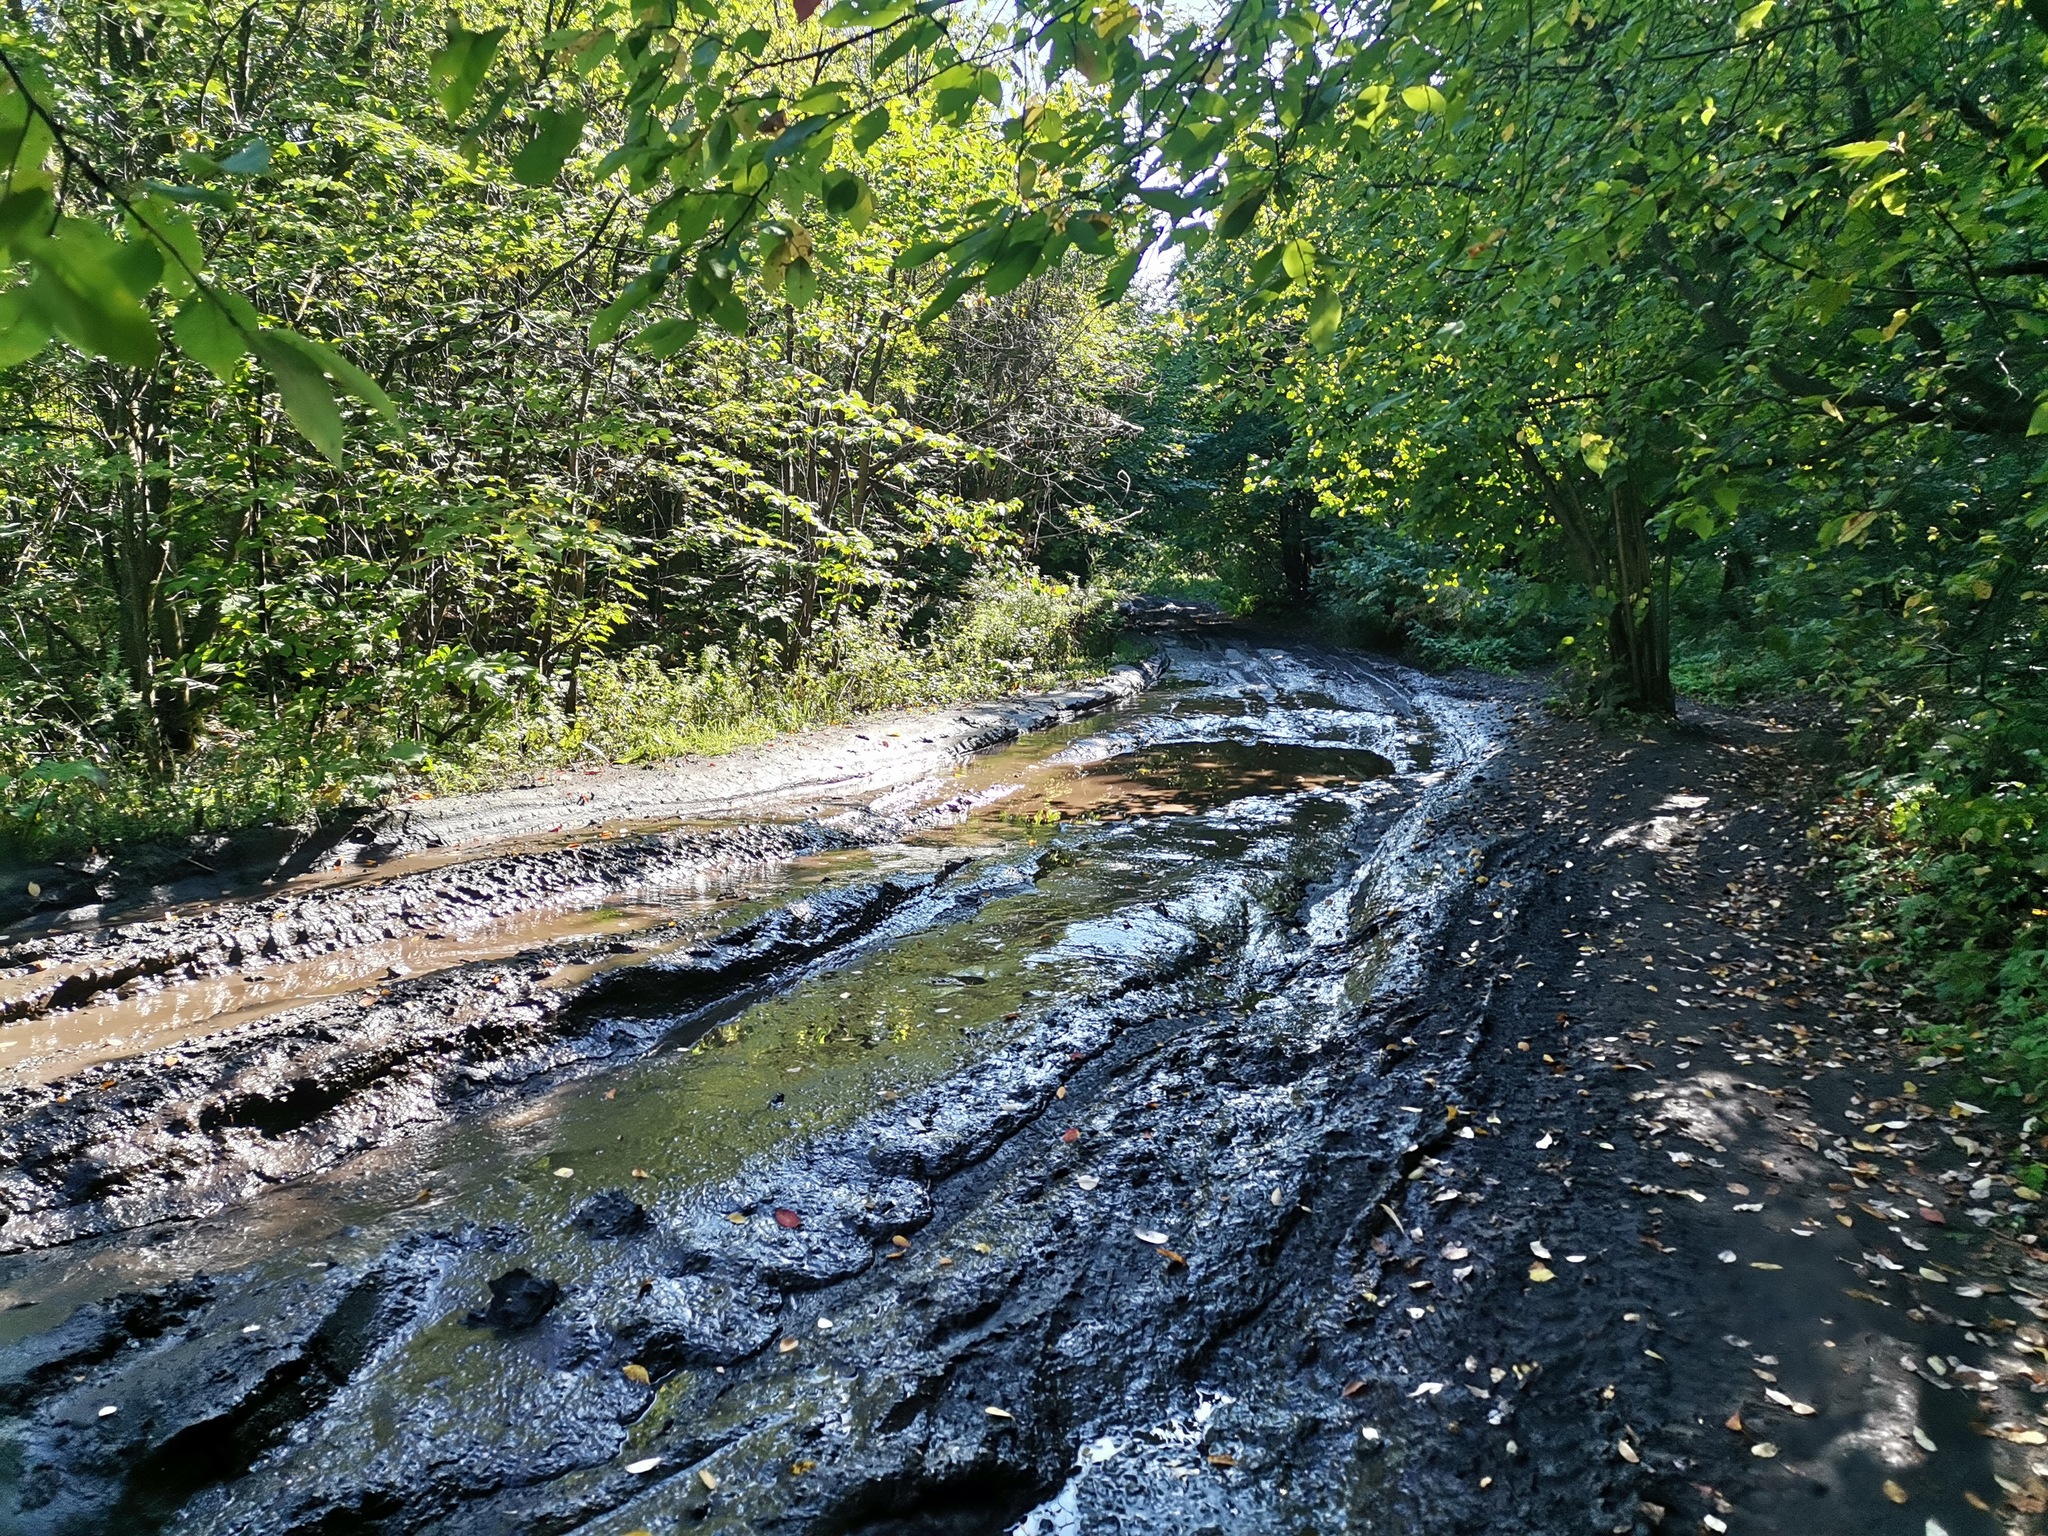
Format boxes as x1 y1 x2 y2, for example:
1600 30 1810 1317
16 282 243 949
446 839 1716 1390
437 574 1115 788
0 0 1148 862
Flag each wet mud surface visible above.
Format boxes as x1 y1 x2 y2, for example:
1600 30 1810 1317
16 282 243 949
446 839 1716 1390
2 624 2045 1535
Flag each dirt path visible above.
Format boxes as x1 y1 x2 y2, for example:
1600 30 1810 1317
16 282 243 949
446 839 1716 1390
1351 701 2048 1536
1 627 2042 1536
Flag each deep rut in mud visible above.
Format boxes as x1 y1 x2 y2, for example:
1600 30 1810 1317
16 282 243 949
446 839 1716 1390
4 625 2044 1536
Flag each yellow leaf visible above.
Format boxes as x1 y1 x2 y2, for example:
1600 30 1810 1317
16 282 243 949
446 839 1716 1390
1529 1263 1556 1283
698 1468 719 1491
622 1362 650 1385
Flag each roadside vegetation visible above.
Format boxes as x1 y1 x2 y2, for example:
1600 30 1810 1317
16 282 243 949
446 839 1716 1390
1 1 2044 1094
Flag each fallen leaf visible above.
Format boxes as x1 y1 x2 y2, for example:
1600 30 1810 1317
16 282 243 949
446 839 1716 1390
1914 1426 1936 1452
774 1208 803 1230
698 1468 719 1490
777 1336 799 1354
1617 1439 1640 1464
790 1459 817 1475
626 1457 661 1474
1158 1247 1187 1266
1719 1250 1738 1264
1965 1491 1991 1511
891 1234 910 1249
1075 1174 1100 1190
1134 1227 1170 1245
623 1363 651 1385
1341 1379 1367 1397
1752 1441 1779 1458
1061 1128 1080 1143
1207 1452 1237 1467
1408 1381 1445 1397
1918 1207 1946 1225
1529 1263 1556 1283
1530 1240 1552 1259
631 1168 648 1179
726 1212 748 1224
1749 1262 1783 1271
553 1167 574 1179
985 1405 1014 1419
1883 1479 1908 1504
1056 1085 1067 1099
1724 1412 1743 1432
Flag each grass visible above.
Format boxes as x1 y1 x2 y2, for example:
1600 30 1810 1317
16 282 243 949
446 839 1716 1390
0 575 1125 865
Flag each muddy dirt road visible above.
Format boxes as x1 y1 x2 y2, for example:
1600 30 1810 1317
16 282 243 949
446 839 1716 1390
2 622 2046 1536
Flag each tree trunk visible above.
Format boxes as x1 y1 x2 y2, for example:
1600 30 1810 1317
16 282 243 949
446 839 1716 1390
1512 439 1674 714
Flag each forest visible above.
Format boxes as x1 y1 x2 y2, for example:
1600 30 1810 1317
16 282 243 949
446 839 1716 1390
0 0 2044 1101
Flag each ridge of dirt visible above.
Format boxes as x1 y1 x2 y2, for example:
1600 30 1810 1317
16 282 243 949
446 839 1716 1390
0 859 1038 1254
362 655 1168 860
0 654 1165 933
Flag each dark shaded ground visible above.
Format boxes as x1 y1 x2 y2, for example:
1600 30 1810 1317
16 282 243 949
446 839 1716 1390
1 629 2043 1536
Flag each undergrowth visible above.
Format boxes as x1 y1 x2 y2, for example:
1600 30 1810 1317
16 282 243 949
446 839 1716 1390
0 575 1121 864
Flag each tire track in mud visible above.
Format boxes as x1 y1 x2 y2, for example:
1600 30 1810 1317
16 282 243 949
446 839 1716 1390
0 629 1523 1536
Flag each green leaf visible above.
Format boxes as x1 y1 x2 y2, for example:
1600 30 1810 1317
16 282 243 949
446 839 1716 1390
1823 139 1896 164
251 328 399 463
783 258 818 308
218 138 272 175
1216 186 1266 240
0 285 51 367
2029 399 2048 438
983 239 1043 297
251 331 345 464
631 316 699 356
1280 237 1316 283
513 108 589 186
0 88 53 194
896 237 953 271
1400 84 1447 115
1735 0 1775 39
851 105 891 154
171 294 248 383
23 759 105 785
428 24 509 123
1304 282 1342 352
1098 247 1142 304
589 273 659 346
21 222 160 369
766 114 835 163
108 238 163 299
128 197 206 296
823 169 866 216
0 187 52 256
266 329 397 424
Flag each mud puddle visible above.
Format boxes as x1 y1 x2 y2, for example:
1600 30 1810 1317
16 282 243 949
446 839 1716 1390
0 844 972 1090
0 630 1506 1536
